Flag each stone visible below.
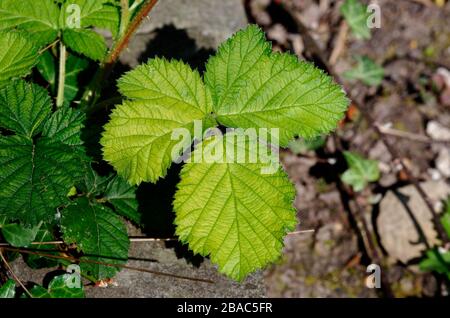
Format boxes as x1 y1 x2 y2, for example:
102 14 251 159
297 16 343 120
377 181 450 264
119 0 248 67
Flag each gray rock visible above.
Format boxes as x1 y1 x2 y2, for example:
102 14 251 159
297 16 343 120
119 0 248 67
377 181 450 264
86 239 265 298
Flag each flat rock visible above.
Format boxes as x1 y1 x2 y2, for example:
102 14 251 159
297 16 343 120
377 181 450 264
119 0 248 67
85 240 265 298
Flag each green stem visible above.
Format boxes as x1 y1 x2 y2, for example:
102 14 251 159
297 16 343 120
119 0 130 38
56 42 67 108
79 0 159 111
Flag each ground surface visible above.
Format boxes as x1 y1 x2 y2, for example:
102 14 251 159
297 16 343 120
6 0 450 298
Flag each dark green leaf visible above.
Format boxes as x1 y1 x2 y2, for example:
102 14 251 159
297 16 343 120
1 222 41 247
61 197 129 280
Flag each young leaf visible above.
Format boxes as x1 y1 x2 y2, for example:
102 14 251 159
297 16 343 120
0 32 40 87
340 0 371 40
61 197 130 280
29 274 85 298
62 28 107 61
204 26 348 146
0 0 59 46
103 175 140 224
1 222 41 247
0 80 52 138
204 24 272 107
343 56 384 86
341 151 380 192
174 132 296 281
0 136 86 226
0 280 16 298
102 58 214 184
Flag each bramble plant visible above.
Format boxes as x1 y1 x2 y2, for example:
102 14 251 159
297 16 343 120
0 0 348 295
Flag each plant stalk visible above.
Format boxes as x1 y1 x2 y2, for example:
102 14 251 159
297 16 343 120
80 0 159 110
119 0 130 38
56 42 67 108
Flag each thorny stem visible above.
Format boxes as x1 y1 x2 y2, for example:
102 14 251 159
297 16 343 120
2 247 214 284
0 249 33 298
56 41 67 108
80 0 159 109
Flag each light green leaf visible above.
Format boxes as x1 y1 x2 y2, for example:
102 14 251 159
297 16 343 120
30 274 85 298
0 136 86 226
0 280 16 298
42 107 86 146
60 0 119 36
63 28 107 61
205 25 348 146
420 248 450 280
0 31 40 87
204 24 272 107
341 151 380 192
1 222 41 247
343 56 384 86
0 0 59 46
0 80 52 138
174 132 297 281
340 0 371 40
102 58 214 184
104 175 140 224
61 197 130 280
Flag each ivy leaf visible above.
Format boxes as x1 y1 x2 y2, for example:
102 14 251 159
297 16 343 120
62 28 107 61
61 197 130 280
205 26 349 146
0 280 16 298
1 222 41 247
29 274 85 298
0 32 40 87
103 175 140 224
42 107 86 146
0 80 52 138
102 58 214 184
343 56 384 86
341 151 380 192
0 0 59 46
174 132 297 281
340 0 371 40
